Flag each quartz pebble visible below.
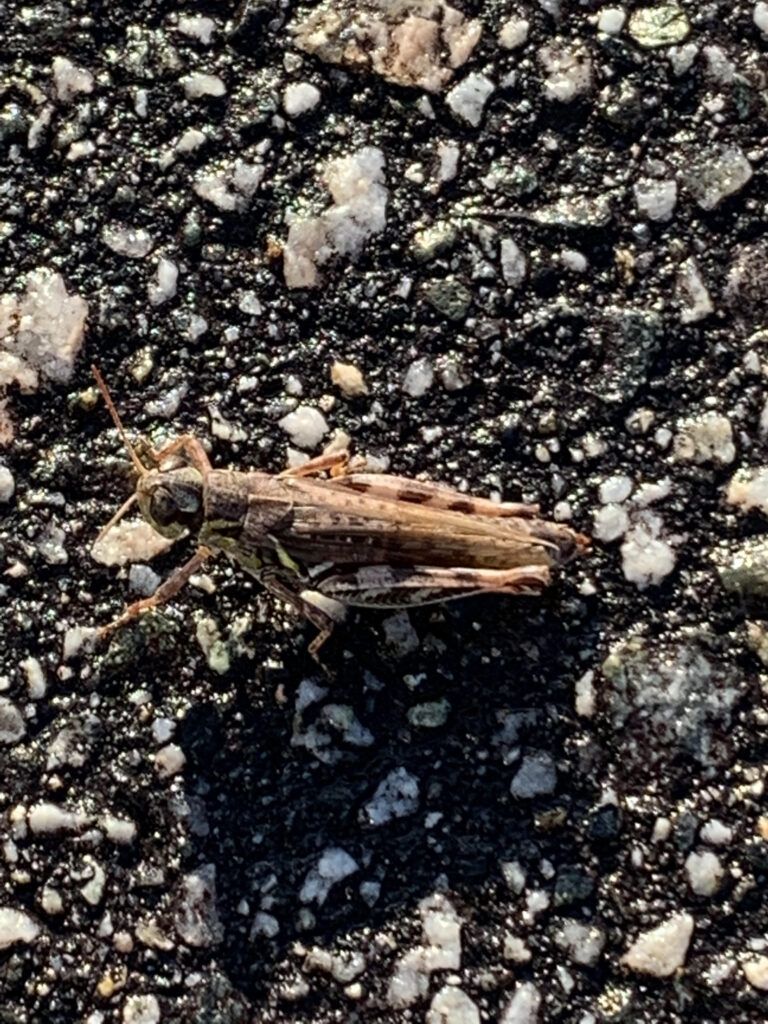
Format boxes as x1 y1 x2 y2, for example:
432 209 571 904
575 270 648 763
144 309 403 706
91 521 174 566
426 986 480 1024
685 850 724 896
300 848 359 905
178 15 215 43
283 82 321 116
364 768 420 826
279 406 329 450
52 56 94 103
180 72 225 99
0 908 40 949
154 744 186 778
446 73 495 127
539 44 593 102
499 981 542 1024
28 802 89 834
499 17 530 50
388 894 462 1008
0 465 14 502
0 697 25 744
621 912 694 976
621 513 676 588
634 178 677 221
284 147 388 289
510 751 557 799
123 994 161 1024
743 955 768 991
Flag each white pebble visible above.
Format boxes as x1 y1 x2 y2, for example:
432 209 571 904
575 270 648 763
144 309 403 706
128 564 162 597
91 521 173 566
685 850 724 896
176 128 206 154
154 743 186 778
300 847 359 905
744 955 768 990
279 405 329 450
0 466 14 502
597 7 627 34
0 697 25 744
148 257 179 307
500 238 527 287
498 17 530 49
178 14 216 43
621 912 694 977
593 505 629 543
560 248 588 272
446 73 495 127
180 72 225 99
621 513 676 589
574 670 596 717
539 44 593 103
102 223 154 258
754 2 768 36
675 412 735 465
20 657 46 700
123 994 161 1024
700 819 733 846
283 82 321 117
599 474 633 504
52 56 94 103
81 856 106 906
554 919 606 966
426 985 480 1024
402 358 434 398
101 813 138 845
633 179 678 222
364 768 420 826
499 981 541 1024
28 802 89 834
0 907 40 949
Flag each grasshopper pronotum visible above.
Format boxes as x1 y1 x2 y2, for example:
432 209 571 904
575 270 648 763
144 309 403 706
92 366 589 658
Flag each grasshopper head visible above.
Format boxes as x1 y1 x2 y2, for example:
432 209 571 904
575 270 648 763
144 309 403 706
137 466 205 539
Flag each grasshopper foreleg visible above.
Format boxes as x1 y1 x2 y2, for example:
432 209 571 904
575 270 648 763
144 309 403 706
311 564 551 609
277 450 350 479
100 545 215 637
149 435 213 474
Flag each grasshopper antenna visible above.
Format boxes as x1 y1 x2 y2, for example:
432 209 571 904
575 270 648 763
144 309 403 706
91 364 146 476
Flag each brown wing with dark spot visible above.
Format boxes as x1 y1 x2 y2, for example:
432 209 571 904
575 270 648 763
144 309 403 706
254 476 582 570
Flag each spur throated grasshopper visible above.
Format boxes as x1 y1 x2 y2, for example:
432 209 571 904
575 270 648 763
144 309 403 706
92 366 588 658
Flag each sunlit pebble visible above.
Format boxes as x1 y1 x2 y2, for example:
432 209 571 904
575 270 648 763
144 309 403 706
331 361 368 398
154 743 186 777
180 72 226 99
177 14 216 44
0 908 40 950
0 466 15 503
283 82 321 117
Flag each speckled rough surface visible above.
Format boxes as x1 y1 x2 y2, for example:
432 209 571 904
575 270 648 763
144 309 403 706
2 2 768 1022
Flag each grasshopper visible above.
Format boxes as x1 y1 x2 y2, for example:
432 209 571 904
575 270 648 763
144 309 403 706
92 366 589 659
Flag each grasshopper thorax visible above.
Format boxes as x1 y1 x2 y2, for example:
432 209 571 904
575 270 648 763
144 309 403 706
137 466 205 539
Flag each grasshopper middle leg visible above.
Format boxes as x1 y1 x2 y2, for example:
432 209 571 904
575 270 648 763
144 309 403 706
258 567 343 660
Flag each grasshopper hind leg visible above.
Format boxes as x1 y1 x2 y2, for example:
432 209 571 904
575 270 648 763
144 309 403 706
311 564 551 610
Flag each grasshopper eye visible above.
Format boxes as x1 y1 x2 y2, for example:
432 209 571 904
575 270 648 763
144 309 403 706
149 487 179 528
